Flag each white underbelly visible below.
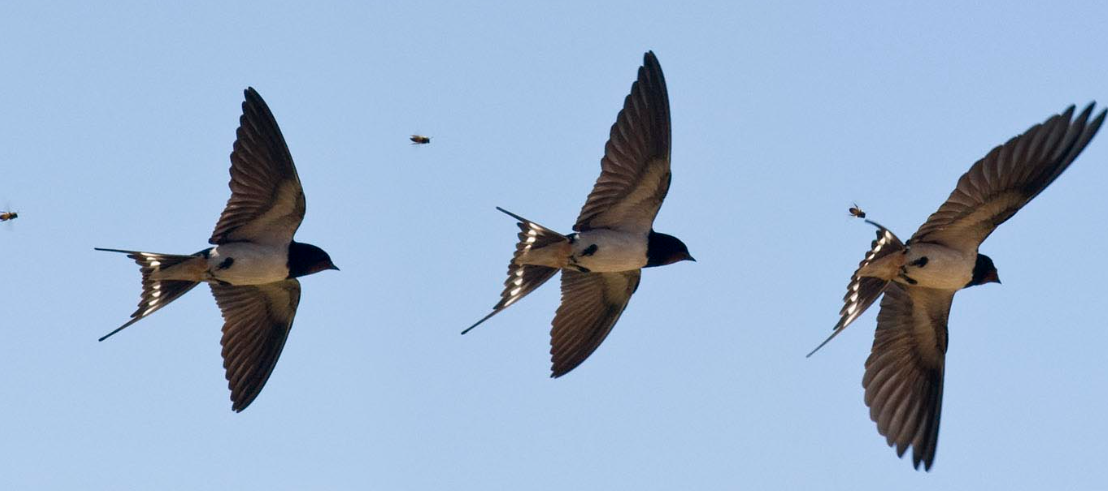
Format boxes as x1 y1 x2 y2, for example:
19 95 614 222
902 243 974 290
208 243 290 285
571 229 648 273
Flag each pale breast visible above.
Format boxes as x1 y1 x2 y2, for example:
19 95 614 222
901 243 974 290
570 229 648 273
207 243 290 286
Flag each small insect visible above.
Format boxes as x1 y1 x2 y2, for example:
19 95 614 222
848 203 866 219
410 134 431 145
0 211 17 222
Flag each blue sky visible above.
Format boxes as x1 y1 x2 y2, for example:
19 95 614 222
3 1 1107 489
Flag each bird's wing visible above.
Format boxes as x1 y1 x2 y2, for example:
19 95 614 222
209 87 306 246
549 269 641 377
210 279 301 412
863 282 953 471
574 51 671 234
910 103 1105 251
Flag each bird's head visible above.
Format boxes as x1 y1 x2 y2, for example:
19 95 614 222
646 231 695 267
288 242 340 278
966 253 1000 287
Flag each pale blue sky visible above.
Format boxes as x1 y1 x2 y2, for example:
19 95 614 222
2 1 1107 489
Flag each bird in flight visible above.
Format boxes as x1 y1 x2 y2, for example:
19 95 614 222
98 87 338 412
463 51 694 377
808 103 1105 470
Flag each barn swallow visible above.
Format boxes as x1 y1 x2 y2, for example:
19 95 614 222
97 87 338 412
809 103 1106 470
463 51 694 377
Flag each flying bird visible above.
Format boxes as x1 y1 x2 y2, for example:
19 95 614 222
463 51 694 377
410 134 431 144
0 211 17 222
809 103 1105 470
97 87 339 412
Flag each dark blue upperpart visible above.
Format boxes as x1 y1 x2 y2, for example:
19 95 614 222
966 253 1000 287
288 241 339 278
646 231 695 268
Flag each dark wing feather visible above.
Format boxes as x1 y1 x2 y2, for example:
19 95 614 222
209 87 306 246
549 269 641 377
911 103 1105 251
211 280 301 412
574 51 671 234
863 283 952 471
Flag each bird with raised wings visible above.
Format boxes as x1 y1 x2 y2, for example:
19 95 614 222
809 103 1105 470
463 51 694 377
98 87 338 412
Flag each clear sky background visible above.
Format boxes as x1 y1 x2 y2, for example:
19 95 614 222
2 1 1107 489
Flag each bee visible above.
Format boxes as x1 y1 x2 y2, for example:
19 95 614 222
848 203 866 219
410 134 431 145
0 211 17 222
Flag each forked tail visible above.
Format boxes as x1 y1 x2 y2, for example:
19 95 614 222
461 207 568 334
95 248 205 341
807 220 906 357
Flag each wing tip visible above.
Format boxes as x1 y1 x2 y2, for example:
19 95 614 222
549 357 575 378
1087 103 1106 131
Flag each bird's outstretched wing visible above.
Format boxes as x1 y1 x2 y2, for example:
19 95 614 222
574 51 671 235
549 269 641 377
211 279 301 412
910 103 1105 252
210 87 306 246
863 282 952 471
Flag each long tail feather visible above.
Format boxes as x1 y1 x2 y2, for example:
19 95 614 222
807 221 905 357
96 248 204 341
462 208 566 334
